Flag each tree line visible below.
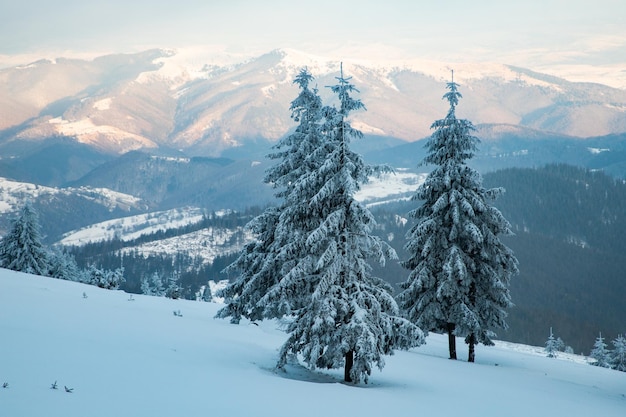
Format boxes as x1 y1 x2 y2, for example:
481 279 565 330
0 202 124 290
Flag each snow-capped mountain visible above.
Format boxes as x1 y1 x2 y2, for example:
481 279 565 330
2 48 625 157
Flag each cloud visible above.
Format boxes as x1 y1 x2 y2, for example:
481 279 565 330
1 0 625 77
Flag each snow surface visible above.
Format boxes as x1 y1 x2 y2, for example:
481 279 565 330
118 226 253 266
588 147 611 154
1 270 624 417
59 207 206 246
0 177 144 215
58 207 250 265
46 117 158 152
355 170 427 205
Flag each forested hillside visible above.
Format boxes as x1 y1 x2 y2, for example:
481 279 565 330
483 164 626 353
66 208 260 297
372 164 626 354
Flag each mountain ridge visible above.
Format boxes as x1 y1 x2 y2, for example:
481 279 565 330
2 48 626 157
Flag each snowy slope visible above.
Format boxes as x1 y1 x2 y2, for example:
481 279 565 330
355 170 427 206
0 177 144 214
1 270 624 417
118 226 253 266
58 207 206 246
58 207 251 265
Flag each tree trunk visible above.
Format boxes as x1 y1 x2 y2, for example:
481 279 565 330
447 323 457 360
344 350 354 382
468 333 476 363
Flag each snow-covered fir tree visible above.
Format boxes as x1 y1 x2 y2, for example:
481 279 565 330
141 271 166 296
200 283 212 302
398 74 518 362
217 66 423 383
84 264 125 290
216 68 325 323
545 327 560 358
610 334 626 372
165 272 181 299
0 202 50 276
589 332 611 368
263 65 423 383
48 248 83 282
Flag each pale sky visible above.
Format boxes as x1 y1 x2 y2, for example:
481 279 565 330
1 0 625 84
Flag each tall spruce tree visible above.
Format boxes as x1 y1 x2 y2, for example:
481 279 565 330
217 66 423 383
262 65 423 383
398 73 518 362
215 68 325 323
0 202 50 276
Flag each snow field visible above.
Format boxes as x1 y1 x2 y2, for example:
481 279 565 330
0 270 624 417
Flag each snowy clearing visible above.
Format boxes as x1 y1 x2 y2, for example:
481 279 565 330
355 171 426 204
118 226 253 265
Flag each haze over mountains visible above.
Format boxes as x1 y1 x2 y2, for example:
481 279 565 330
2 48 626 157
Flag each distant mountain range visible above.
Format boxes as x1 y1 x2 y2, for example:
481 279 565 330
2 48 626 157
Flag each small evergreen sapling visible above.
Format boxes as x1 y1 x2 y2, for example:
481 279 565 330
610 334 626 372
589 332 611 368
545 327 560 358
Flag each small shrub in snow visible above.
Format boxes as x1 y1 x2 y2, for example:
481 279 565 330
141 272 165 296
83 265 125 290
545 328 560 358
